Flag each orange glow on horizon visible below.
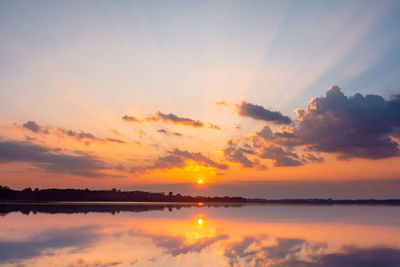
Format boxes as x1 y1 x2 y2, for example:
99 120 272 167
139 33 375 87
197 179 204 185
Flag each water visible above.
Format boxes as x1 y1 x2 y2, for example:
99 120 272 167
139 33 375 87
1 203 400 267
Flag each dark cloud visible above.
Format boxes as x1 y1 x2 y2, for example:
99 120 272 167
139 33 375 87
172 149 229 170
22 120 49 134
148 111 205 128
67 259 124 267
0 226 101 263
172 132 183 137
59 128 97 140
20 120 125 144
131 148 228 174
237 102 292 124
122 115 138 122
156 129 183 137
287 86 400 159
105 138 126 144
302 153 324 163
123 111 220 129
57 128 126 144
260 146 303 167
157 129 168 134
224 141 262 168
224 86 400 168
0 140 111 177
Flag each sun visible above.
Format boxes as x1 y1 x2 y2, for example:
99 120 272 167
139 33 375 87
197 179 204 185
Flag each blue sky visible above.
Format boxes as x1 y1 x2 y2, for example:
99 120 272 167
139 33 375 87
1 0 400 197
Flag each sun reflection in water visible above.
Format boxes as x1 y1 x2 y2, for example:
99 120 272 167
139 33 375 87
197 215 204 228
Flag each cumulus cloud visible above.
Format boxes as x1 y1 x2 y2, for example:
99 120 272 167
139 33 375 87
260 146 303 167
237 102 292 124
0 140 112 177
288 86 400 159
224 86 400 168
131 148 228 174
224 235 326 267
224 141 263 168
223 234 400 267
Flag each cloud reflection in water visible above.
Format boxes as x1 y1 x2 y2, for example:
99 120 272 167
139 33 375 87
0 204 400 266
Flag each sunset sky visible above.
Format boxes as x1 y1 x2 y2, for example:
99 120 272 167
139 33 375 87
1 0 400 198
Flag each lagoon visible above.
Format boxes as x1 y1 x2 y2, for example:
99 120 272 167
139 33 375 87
1 203 400 266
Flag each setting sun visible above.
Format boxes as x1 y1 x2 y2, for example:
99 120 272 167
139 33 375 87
197 179 204 185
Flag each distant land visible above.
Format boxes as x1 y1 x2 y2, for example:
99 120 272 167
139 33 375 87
1 185 400 205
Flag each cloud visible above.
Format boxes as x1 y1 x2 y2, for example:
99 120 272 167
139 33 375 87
215 101 231 106
57 128 126 144
147 233 228 256
224 86 400 169
302 153 324 163
223 234 400 267
122 111 221 129
224 236 259 266
157 129 168 134
156 129 183 137
288 86 400 159
148 111 205 128
172 132 183 137
68 259 124 267
20 120 126 144
105 138 126 144
171 149 229 169
260 146 303 167
224 141 263 168
209 123 221 130
0 140 112 177
224 236 318 267
122 115 138 122
131 148 228 174
236 102 292 124
0 226 101 263
22 120 48 134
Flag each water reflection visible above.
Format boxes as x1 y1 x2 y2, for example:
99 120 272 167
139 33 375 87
1 204 400 266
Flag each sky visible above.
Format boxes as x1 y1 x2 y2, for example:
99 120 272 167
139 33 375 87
1 0 400 198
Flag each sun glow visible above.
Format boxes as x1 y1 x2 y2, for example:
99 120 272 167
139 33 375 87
197 216 204 226
197 179 204 185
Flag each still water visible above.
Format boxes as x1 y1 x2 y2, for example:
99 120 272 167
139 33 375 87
1 203 400 267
